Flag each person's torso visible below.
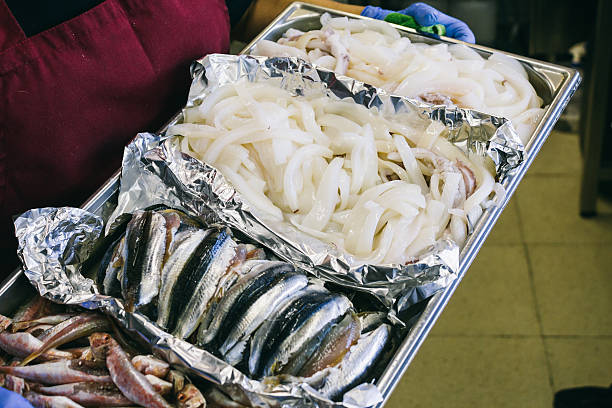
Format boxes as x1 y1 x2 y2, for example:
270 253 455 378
0 0 230 275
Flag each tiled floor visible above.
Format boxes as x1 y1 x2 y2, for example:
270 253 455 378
386 130 612 407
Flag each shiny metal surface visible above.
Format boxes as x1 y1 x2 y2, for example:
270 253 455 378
0 4 580 406
241 3 581 407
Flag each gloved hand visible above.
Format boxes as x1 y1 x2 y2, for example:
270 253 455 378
0 388 33 408
361 2 475 43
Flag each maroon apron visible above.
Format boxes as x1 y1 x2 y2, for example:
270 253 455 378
0 0 230 276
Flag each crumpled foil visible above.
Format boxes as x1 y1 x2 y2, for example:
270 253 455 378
14 54 525 408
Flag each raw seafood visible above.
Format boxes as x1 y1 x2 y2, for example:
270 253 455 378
171 80 502 264
253 13 544 144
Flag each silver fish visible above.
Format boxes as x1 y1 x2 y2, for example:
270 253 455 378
298 312 361 377
218 266 308 359
315 324 390 400
169 229 237 339
122 211 167 312
357 312 387 334
98 236 125 297
156 229 209 329
248 286 326 377
199 261 297 348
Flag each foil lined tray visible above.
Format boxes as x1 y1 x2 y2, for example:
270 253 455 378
1 5 581 407
239 3 582 405
11 54 524 407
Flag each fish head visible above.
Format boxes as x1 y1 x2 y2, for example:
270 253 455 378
88 332 112 359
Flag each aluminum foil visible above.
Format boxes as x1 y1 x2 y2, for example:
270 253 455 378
15 206 383 408
109 54 521 311
13 54 524 408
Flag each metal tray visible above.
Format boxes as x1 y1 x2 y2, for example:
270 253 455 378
0 4 580 406
239 3 582 406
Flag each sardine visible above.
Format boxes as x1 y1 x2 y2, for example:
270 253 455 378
4 372 25 395
176 383 206 408
122 211 167 312
168 229 237 339
217 265 308 359
89 332 171 408
21 314 110 366
357 311 387 333
132 355 170 378
24 391 86 408
315 324 390 400
197 261 291 347
0 332 74 361
11 313 75 332
298 312 361 377
156 229 209 329
248 286 326 377
98 236 125 297
0 359 112 384
256 292 351 378
33 382 133 407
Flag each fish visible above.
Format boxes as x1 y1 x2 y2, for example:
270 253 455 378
97 235 125 297
166 369 186 394
216 265 309 360
314 324 390 400
12 296 52 323
176 383 206 408
197 261 293 347
167 229 237 339
122 211 167 312
11 313 75 332
21 314 110 366
248 286 326 377
0 314 12 332
24 391 86 408
0 332 74 361
145 374 173 395
4 372 25 395
260 292 351 378
32 382 133 407
25 324 54 338
0 359 112 384
132 355 170 378
206 387 248 408
89 332 172 408
298 312 361 377
250 289 351 378
156 229 210 329
357 311 387 333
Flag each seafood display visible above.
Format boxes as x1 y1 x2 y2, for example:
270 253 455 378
169 79 503 264
0 296 207 407
95 206 391 399
252 14 544 144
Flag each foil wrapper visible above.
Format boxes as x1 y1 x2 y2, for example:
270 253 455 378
14 54 524 408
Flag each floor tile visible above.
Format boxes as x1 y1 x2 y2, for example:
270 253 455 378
485 197 522 245
515 176 612 244
546 337 612 390
385 336 552 408
433 245 539 336
529 244 612 336
528 131 581 176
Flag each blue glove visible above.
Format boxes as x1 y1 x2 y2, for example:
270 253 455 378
0 388 33 408
361 2 475 43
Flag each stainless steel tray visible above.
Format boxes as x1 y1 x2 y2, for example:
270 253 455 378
239 3 582 406
0 4 580 406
